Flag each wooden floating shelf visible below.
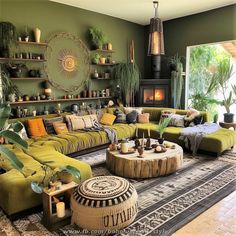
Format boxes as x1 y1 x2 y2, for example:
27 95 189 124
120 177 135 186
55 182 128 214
92 78 112 80
92 49 115 53
92 63 117 66
10 77 48 81
0 58 46 62
10 96 112 105
17 41 48 46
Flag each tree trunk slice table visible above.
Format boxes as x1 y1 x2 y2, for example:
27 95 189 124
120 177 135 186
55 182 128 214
106 141 183 179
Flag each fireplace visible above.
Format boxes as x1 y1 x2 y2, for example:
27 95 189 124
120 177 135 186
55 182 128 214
139 79 170 107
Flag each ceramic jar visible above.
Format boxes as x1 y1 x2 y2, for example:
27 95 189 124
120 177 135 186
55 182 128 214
121 139 129 153
34 28 41 43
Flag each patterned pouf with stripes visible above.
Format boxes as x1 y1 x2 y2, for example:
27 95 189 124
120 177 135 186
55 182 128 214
71 175 138 231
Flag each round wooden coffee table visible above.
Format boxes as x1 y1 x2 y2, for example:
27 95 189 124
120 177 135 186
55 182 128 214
106 140 183 179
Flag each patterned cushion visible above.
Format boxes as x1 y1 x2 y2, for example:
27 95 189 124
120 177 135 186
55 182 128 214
124 107 143 115
138 113 150 123
100 113 116 126
43 116 63 134
69 114 98 131
53 122 69 134
168 114 185 127
126 110 138 124
114 109 127 124
27 118 47 137
160 109 176 121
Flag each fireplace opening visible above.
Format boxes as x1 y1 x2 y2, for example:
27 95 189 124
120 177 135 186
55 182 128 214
143 88 165 104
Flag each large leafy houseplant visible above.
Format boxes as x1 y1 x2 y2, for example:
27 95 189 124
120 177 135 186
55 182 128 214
0 22 16 58
214 61 235 122
112 62 140 106
89 28 107 49
0 103 28 172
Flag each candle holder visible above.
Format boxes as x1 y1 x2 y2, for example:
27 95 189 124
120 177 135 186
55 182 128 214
145 137 152 150
137 146 144 158
134 136 140 149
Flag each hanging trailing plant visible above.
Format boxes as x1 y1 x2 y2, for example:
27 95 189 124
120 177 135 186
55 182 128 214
112 62 140 106
0 22 17 58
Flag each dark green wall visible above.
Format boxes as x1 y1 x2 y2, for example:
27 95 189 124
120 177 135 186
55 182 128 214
145 4 236 78
0 0 145 112
164 4 236 57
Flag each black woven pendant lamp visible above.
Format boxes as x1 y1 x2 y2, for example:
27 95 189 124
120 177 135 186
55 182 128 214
148 1 165 56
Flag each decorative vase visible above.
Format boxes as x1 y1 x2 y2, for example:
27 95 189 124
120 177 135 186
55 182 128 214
137 146 144 158
224 113 234 123
34 28 41 43
107 43 112 51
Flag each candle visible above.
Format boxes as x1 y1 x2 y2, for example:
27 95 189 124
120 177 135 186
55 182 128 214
148 128 150 137
56 202 65 218
136 128 138 137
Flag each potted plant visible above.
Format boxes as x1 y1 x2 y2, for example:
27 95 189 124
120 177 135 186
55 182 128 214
31 164 81 194
89 27 107 49
215 62 235 123
91 53 100 64
157 117 171 144
112 62 140 106
0 66 20 102
23 26 29 42
99 55 106 64
0 102 28 173
0 21 17 58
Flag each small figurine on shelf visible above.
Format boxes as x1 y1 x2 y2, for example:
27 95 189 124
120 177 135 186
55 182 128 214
23 26 29 42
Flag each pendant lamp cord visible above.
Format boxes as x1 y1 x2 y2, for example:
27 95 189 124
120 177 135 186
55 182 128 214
153 1 159 18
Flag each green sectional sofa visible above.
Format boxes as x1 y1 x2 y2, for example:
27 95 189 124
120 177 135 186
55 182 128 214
0 107 235 215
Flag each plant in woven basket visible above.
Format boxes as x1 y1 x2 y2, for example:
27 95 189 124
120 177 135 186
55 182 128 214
0 102 28 173
157 117 171 144
31 163 81 194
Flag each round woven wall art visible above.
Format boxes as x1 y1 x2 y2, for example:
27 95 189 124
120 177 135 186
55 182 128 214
45 32 90 93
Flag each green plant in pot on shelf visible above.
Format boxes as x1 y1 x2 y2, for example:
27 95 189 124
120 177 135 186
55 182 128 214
157 117 171 144
89 27 107 49
91 53 100 64
31 163 81 194
0 102 28 174
0 67 20 103
0 21 17 58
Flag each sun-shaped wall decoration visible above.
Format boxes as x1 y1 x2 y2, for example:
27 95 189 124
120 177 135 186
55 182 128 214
58 49 78 76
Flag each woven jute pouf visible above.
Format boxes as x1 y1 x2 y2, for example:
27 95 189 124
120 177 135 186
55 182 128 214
71 175 138 231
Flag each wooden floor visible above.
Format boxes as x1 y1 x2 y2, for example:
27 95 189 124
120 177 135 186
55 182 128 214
173 191 236 236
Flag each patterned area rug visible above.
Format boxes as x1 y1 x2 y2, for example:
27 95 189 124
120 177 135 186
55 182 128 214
0 150 236 236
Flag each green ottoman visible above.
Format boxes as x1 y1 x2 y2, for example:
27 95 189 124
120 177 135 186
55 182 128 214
71 176 138 231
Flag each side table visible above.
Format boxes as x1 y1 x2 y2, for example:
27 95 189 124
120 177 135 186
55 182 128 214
42 181 78 230
219 122 236 131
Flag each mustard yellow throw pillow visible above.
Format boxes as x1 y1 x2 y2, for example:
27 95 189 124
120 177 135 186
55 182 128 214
53 122 69 134
100 113 116 126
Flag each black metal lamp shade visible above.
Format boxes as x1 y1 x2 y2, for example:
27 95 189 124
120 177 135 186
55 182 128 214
148 17 165 56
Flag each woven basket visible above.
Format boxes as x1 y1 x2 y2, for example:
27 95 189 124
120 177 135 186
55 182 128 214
71 176 138 230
